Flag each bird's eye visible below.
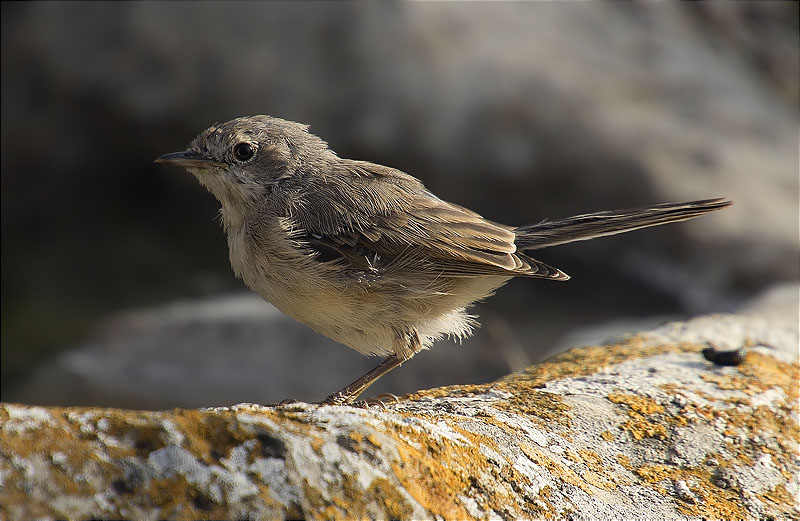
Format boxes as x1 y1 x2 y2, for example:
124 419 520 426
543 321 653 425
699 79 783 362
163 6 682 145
233 142 256 163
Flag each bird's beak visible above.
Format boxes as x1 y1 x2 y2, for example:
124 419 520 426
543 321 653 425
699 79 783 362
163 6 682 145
154 150 227 168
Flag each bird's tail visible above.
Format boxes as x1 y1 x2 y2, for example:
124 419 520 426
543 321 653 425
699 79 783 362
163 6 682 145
514 198 731 251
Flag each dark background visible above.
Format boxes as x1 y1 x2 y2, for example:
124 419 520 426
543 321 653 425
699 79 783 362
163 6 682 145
2 2 797 408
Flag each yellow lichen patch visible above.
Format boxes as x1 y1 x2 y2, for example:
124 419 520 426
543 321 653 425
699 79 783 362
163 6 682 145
607 393 668 440
334 474 365 510
664 413 689 428
736 351 799 398
404 384 488 401
310 436 325 454
493 389 573 429
699 373 759 394
563 449 605 475
0 407 158 509
499 338 705 389
620 417 668 440
519 443 619 498
722 395 752 407
302 479 341 520
562 449 579 464
581 470 616 491
634 464 748 519
699 351 799 400
2 410 95 472
96 411 176 456
535 484 556 513
385 420 549 519
167 410 263 465
577 450 604 470
306 471 414 521
390 440 476 519
615 454 632 470
607 393 664 415
365 477 414 519
721 405 800 462
600 430 615 442
759 484 795 512
520 444 588 493
366 433 382 448
146 475 224 519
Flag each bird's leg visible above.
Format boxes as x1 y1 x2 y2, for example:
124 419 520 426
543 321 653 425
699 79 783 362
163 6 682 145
321 334 421 405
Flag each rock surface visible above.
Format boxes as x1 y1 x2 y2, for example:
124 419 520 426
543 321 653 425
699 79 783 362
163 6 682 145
2 311 797 520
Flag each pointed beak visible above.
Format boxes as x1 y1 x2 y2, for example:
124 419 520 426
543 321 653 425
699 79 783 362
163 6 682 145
154 150 227 168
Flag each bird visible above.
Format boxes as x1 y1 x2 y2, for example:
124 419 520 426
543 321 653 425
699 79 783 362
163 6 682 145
155 115 731 405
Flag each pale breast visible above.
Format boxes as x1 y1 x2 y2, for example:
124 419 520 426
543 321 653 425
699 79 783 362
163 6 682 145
225 220 404 356
225 218 512 358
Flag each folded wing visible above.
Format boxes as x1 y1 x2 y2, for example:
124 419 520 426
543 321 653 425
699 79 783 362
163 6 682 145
288 161 569 280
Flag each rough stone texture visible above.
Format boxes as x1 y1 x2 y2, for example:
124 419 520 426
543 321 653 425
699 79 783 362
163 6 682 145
2 310 797 520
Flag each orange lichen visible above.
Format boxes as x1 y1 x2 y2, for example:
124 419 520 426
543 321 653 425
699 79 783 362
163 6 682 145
365 477 414 519
391 443 473 520
736 351 799 398
310 436 325 453
366 434 382 448
760 484 795 512
699 351 799 400
499 338 706 390
621 417 668 440
381 417 559 518
615 454 632 470
519 444 592 495
607 394 665 415
634 464 749 519
563 449 604 474
581 470 616 491
700 373 759 394
492 389 572 429
607 393 668 440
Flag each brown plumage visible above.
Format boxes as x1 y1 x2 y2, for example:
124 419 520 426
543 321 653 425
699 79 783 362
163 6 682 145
156 115 731 404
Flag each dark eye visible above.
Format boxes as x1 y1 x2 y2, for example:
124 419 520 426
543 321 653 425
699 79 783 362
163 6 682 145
233 142 255 162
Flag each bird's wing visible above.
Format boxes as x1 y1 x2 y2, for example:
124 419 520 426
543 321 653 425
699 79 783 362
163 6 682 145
286 161 568 280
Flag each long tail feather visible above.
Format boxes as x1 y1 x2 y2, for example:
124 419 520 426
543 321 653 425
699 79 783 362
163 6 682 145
514 198 731 251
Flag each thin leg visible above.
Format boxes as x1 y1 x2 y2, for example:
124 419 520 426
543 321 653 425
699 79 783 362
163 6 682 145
321 334 421 405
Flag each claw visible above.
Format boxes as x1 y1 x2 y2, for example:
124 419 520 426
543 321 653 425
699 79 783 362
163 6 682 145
371 392 400 404
352 394 402 409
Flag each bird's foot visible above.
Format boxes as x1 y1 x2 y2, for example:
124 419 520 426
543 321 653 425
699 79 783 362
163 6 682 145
352 393 401 409
318 391 401 408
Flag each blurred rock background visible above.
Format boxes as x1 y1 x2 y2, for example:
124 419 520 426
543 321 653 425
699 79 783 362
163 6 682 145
1 2 797 408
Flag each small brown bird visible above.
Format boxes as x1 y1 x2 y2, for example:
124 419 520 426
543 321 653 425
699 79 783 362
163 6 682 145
156 115 730 405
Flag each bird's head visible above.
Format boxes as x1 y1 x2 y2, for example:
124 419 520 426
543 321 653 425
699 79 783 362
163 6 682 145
156 115 333 205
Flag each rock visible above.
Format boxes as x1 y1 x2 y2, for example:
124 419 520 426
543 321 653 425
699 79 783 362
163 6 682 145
2 311 797 520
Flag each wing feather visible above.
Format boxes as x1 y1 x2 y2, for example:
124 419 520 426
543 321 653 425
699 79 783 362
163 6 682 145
288 160 567 280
